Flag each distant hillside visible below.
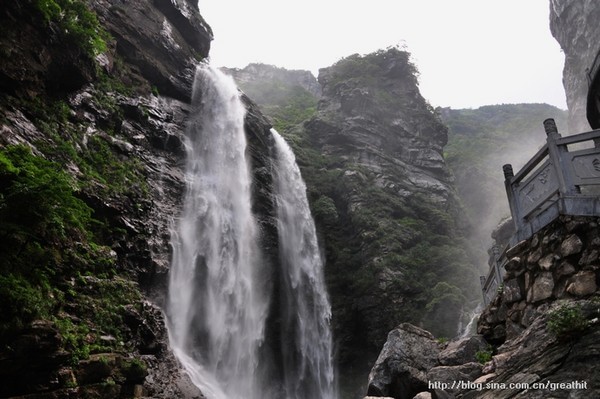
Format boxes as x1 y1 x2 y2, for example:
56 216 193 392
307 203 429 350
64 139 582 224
439 104 569 254
221 64 320 131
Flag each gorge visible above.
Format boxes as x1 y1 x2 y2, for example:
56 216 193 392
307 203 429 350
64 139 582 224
1 0 600 398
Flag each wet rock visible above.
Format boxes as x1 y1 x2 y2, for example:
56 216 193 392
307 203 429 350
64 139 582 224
473 300 600 398
504 257 521 273
427 363 483 394
529 272 554 302
560 234 583 257
367 324 440 399
566 271 597 296
550 0 600 132
89 0 212 101
438 335 489 366
502 278 523 304
526 248 543 264
76 354 121 385
538 254 556 270
557 261 576 277
0 320 70 397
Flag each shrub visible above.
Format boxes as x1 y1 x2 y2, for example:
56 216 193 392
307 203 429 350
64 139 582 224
312 195 339 224
0 145 113 336
475 346 494 364
0 145 93 242
122 358 148 383
35 0 109 57
547 303 589 340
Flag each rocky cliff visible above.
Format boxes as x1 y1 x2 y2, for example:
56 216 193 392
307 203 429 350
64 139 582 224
308 49 480 382
366 216 600 399
0 1 275 397
225 49 481 397
550 0 600 132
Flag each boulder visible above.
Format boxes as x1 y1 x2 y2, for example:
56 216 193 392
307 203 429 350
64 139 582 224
529 272 554 302
367 324 440 399
566 271 597 296
560 234 583 257
438 335 489 366
427 363 483 395
502 278 523 304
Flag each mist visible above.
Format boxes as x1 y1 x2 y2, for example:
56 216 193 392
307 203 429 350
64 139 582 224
440 104 570 275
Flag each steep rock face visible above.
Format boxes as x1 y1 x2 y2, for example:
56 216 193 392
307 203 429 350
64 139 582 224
90 0 213 101
0 1 276 397
313 50 450 196
306 50 474 335
279 49 478 398
225 49 480 398
549 0 600 132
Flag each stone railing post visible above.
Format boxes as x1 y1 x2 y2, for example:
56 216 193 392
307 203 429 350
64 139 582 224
544 118 579 195
503 163 524 233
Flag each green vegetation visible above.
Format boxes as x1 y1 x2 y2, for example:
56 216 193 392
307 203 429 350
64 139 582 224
122 358 148 383
443 104 567 173
0 50 150 356
0 145 107 334
475 346 494 364
229 67 319 133
327 47 419 89
0 143 147 365
547 302 589 340
440 104 568 255
35 0 109 57
0 1 162 393
19 94 148 199
312 195 339 225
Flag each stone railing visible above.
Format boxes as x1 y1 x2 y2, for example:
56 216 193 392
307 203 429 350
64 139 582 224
481 119 600 303
481 245 507 306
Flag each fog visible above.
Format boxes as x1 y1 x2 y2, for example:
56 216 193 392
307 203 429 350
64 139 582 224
199 0 566 110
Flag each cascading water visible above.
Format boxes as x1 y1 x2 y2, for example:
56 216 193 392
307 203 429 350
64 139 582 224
271 129 337 399
167 65 269 399
457 304 482 339
167 64 336 399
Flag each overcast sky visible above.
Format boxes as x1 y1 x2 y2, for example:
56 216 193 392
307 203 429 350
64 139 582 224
198 0 566 110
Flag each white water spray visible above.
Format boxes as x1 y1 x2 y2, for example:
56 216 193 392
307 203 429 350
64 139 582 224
167 65 336 399
167 65 269 399
271 129 337 399
457 304 482 339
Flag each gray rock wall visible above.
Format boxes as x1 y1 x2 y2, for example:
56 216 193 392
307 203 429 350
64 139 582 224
366 217 600 398
550 0 600 133
479 215 599 344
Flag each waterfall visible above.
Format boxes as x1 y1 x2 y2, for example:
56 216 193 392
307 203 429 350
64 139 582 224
166 64 336 399
457 304 482 339
167 65 269 399
271 129 337 399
